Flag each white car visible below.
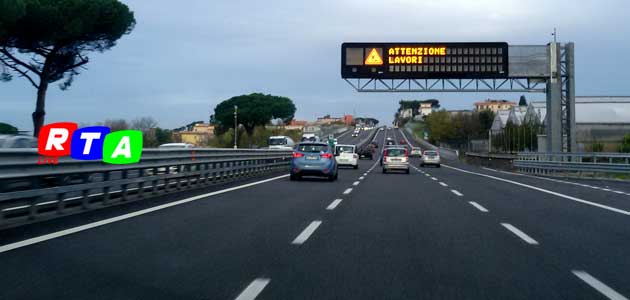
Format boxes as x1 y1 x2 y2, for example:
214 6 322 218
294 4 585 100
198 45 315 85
420 150 441 167
158 143 194 149
335 144 359 169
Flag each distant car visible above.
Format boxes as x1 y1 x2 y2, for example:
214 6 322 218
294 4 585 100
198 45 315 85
0 135 38 148
352 132 359 137
385 140 395 146
369 141 379 149
382 147 409 174
335 144 359 169
268 136 295 150
399 139 407 145
301 133 320 142
420 150 441 167
410 147 423 157
290 142 338 181
357 146 374 160
158 143 194 149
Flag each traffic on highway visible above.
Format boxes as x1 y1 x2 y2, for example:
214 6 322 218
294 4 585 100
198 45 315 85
1 126 630 299
2 1 630 300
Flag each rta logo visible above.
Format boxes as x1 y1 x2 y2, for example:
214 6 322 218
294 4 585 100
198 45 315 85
37 122 143 165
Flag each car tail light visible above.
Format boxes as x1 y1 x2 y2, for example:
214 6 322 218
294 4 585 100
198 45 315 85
353 154 359 159
292 152 304 158
321 153 333 159
404 149 409 157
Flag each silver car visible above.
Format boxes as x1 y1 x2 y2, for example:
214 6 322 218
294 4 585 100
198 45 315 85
420 150 441 168
382 147 410 174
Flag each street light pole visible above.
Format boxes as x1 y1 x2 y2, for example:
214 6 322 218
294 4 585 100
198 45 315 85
234 105 238 149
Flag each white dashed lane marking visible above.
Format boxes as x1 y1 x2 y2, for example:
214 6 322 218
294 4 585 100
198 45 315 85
439 182 448 187
343 188 353 195
326 199 343 210
234 278 270 300
501 223 539 245
451 190 463 197
572 270 629 300
291 221 322 245
469 201 489 213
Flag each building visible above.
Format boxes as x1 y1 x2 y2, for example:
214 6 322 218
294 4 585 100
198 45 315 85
284 120 307 131
474 99 516 113
490 110 510 131
523 97 630 151
343 115 354 126
399 108 413 119
447 110 473 116
508 106 528 125
177 123 215 147
316 115 343 125
523 102 547 125
419 101 439 116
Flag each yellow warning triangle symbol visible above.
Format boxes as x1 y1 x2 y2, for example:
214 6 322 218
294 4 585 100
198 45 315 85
364 48 383 65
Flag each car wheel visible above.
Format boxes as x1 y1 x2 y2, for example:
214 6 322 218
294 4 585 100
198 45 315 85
437 164 441 168
382 168 387 174
405 169 410 174
353 164 358 169
290 174 298 181
420 163 424 167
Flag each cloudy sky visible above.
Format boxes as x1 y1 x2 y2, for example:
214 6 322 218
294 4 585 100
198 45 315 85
3 0 630 132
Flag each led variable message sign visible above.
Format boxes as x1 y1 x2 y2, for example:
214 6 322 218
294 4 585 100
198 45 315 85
341 42 509 79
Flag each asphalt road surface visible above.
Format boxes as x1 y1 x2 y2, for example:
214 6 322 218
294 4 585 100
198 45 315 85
1 128 629 300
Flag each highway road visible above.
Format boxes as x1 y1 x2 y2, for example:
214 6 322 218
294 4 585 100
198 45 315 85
1 128 630 299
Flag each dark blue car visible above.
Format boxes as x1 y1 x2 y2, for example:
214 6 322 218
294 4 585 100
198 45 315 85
290 142 338 181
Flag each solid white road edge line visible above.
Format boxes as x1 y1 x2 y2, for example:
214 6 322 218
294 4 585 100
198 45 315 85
291 220 322 245
0 174 290 254
234 278 271 300
443 164 630 216
469 201 489 212
501 223 539 245
572 270 629 300
326 199 343 210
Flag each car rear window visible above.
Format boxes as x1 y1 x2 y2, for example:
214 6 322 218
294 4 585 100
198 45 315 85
424 151 438 156
269 138 287 145
296 144 328 153
336 146 354 153
386 148 406 157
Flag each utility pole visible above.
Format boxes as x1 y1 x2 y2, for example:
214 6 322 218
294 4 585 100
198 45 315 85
234 105 238 149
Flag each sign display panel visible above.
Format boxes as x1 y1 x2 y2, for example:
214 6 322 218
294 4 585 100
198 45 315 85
341 42 509 79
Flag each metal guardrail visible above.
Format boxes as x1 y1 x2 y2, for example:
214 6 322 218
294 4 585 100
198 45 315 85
0 148 292 229
514 152 630 176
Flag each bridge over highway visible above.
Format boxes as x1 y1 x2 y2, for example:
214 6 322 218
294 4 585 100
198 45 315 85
1 127 629 299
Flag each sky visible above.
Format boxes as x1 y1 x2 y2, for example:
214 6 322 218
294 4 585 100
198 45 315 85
2 0 630 132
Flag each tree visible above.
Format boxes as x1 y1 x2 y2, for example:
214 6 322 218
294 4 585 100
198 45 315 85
154 127 172 145
619 133 630 153
213 93 296 135
0 0 136 137
424 110 454 144
103 119 128 131
131 116 157 132
478 110 495 132
0 122 18 134
519 95 527 106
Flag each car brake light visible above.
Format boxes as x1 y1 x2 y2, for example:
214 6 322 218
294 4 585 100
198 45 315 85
404 149 409 157
292 152 304 158
321 153 333 159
